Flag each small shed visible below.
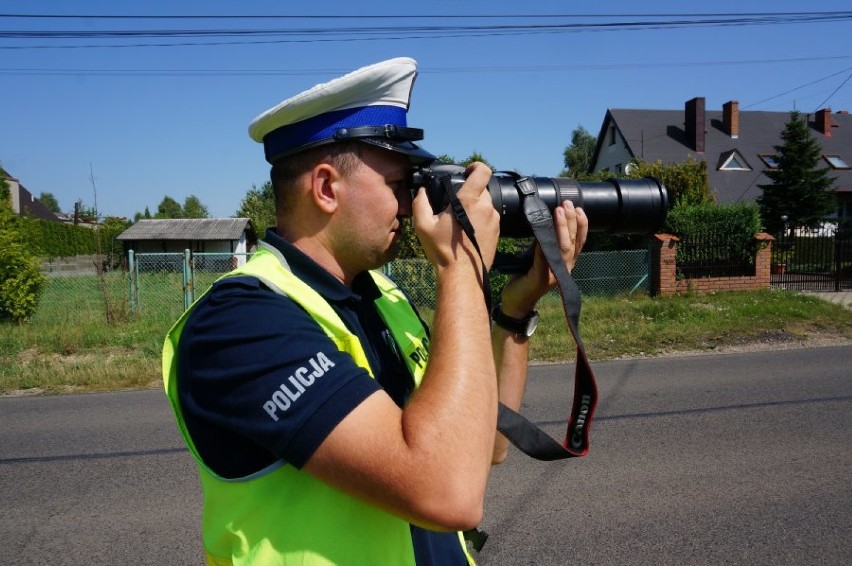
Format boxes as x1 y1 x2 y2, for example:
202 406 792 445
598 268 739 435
117 218 257 257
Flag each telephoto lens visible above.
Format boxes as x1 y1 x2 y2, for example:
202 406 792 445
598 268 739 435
413 163 669 238
490 174 669 237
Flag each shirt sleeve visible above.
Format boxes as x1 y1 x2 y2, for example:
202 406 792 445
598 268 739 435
177 276 382 472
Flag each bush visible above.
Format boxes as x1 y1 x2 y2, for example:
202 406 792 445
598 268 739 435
17 216 130 261
0 208 47 322
665 202 763 272
665 202 762 241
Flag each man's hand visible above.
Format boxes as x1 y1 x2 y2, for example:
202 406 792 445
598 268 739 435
306 162 503 529
500 201 588 317
491 201 588 464
411 162 500 274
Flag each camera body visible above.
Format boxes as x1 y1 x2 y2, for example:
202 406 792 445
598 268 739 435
411 163 669 237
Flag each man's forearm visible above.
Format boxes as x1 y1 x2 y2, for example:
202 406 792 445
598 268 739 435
491 323 531 464
403 261 497 498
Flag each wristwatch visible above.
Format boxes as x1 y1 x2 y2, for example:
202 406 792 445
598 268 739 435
491 303 539 338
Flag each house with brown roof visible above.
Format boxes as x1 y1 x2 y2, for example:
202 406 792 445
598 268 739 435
1 169 62 221
590 98 852 227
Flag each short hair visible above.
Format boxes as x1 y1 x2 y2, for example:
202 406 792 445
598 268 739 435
269 141 364 215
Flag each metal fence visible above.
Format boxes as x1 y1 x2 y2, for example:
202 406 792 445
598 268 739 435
386 251 654 310
675 231 758 279
33 248 652 325
128 250 251 324
771 225 852 291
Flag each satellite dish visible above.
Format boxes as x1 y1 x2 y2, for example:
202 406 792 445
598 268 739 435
624 162 636 175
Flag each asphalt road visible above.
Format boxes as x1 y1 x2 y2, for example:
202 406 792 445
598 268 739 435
1 345 850 565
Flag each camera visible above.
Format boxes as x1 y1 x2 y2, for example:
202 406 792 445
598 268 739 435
411 163 669 238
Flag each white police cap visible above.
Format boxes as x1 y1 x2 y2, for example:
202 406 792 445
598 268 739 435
249 57 436 164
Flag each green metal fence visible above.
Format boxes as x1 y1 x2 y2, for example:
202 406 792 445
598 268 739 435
33 249 651 325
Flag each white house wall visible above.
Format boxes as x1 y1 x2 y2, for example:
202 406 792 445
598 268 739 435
131 239 244 255
594 124 633 175
234 234 248 266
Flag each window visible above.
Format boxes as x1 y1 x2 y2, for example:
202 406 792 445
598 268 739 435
759 154 779 169
718 150 752 171
609 124 617 146
824 154 850 169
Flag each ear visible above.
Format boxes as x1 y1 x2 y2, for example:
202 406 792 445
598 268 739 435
309 162 340 214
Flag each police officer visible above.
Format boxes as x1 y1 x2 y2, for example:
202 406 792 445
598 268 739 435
163 57 587 565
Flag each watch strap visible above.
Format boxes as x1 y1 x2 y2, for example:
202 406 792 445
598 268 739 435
491 303 537 336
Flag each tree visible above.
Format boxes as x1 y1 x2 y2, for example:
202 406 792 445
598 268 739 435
0 199 46 322
155 196 184 219
236 181 276 236
73 200 98 223
38 192 61 213
431 153 493 169
561 125 596 177
625 157 712 208
460 152 492 169
183 194 210 219
134 207 153 222
757 111 836 233
0 167 10 203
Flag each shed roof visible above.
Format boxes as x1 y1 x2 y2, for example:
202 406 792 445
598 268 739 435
117 218 254 241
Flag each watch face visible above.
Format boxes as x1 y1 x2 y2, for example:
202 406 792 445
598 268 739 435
524 312 540 337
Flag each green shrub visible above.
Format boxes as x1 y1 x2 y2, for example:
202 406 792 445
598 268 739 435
17 216 130 260
0 208 47 322
666 202 762 240
627 157 712 207
665 202 763 270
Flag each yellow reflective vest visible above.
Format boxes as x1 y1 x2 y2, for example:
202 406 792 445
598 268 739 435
163 243 474 565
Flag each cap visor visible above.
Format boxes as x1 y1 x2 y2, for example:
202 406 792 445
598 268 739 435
359 139 436 165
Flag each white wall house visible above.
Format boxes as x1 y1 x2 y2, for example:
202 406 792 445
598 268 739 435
117 218 256 265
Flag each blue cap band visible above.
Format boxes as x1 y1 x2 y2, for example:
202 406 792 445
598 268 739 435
262 105 407 163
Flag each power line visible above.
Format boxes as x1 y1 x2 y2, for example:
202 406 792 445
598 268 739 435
0 11 850 19
4 14 850 36
1 12 850 49
2 55 851 77
814 72 852 110
742 66 852 109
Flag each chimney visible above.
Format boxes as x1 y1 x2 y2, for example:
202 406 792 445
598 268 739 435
723 100 739 138
685 97 705 153
816 108 832 136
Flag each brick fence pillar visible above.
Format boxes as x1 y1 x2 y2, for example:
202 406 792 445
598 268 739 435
754 232 774 288
651 233 679 296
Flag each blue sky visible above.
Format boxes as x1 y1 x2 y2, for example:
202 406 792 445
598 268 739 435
1 1 850 220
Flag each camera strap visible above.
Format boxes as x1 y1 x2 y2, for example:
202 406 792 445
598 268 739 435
436 172 596 460
495 175 598 460
436 173 493 315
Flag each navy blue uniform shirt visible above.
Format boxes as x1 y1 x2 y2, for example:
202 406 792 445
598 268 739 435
176 229 466 565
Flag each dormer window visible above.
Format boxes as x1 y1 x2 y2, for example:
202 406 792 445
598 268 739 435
718 149 752 171
759 154 780 169
824 154 850 169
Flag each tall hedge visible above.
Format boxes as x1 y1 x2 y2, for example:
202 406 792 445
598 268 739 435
665 202 763 266
16 216 130 260
665 202 762 239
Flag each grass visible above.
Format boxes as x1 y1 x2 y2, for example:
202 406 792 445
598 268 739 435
533 289 851 361
2 278 850 396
